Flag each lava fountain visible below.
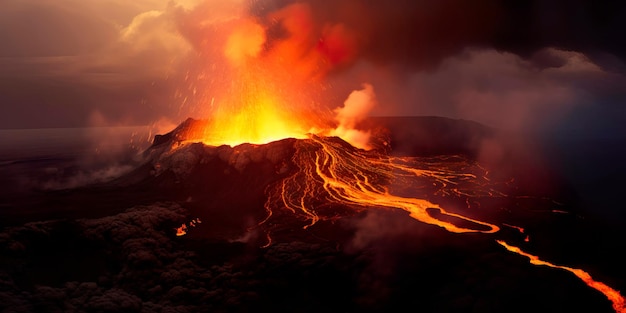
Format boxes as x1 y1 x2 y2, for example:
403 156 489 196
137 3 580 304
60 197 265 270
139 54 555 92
180 5 338 147
196 17 309 146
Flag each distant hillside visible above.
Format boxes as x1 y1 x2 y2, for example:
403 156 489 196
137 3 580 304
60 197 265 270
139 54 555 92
362 116 495 157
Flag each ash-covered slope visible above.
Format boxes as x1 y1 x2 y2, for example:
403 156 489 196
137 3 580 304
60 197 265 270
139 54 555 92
94 118 301 239
0 116 555 227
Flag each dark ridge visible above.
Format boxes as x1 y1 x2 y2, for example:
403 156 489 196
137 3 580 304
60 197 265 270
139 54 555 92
363 116 495 157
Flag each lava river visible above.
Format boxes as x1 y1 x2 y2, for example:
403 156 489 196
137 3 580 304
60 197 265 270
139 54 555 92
237 133 625 312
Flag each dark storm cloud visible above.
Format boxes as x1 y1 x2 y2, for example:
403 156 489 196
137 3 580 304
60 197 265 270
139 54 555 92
251 0 499 72
491 1 626 64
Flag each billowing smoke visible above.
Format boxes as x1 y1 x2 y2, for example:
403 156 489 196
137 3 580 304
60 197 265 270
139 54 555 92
330 83 377 149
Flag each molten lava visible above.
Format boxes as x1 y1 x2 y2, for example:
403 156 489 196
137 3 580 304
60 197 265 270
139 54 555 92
175 224 188 237
263 135 501 234
260 135 625 312
176 218 201 237
498 241 626 313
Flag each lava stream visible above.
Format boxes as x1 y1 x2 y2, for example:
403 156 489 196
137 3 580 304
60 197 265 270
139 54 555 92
497 240 625 313
264 135 500 233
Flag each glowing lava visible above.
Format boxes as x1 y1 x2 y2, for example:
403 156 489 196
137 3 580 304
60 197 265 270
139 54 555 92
264 135 500 234
176 218 201 236
194 76 310 146
498 241 626 313
185 11 335 147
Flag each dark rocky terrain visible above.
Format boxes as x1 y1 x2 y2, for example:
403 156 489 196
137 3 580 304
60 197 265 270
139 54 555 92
0 117 623 312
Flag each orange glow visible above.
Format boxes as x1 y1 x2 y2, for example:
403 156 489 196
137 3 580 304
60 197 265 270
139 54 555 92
503 223 525 234
190 16 328 147
497 240 626 313
224 19 265 66
176 224 187 236
175 218 201 237
194 84 310 146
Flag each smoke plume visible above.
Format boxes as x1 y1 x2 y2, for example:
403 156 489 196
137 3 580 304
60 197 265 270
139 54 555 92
330 83 377 149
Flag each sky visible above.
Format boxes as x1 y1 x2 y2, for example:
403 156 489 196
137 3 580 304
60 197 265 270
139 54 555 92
0 0 625 139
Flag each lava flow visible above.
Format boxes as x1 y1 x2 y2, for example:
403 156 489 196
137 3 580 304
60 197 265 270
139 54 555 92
256 134 624 312
174 126 624 312
498 241 626 313
263 134 501 234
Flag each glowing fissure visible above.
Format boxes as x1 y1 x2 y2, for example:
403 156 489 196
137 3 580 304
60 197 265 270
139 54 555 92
498 240 626 313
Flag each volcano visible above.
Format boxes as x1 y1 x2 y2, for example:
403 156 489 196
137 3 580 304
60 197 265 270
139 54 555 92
0 117 624 312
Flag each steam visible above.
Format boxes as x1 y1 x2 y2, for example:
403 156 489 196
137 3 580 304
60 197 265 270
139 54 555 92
331 83 376 150
40 165 136 190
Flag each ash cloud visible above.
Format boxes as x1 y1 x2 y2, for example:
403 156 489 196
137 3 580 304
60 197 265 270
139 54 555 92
253 0 626 72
